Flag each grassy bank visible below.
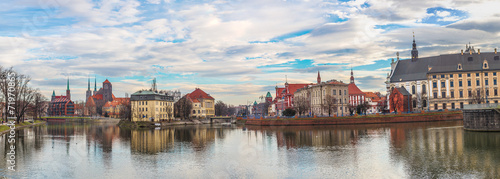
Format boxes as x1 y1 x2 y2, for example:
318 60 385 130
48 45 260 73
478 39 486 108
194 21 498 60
0 120 46 134
254 111 462 121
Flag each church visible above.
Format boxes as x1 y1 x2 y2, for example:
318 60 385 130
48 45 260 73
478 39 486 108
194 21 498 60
85 78 129 116
48 78 75 116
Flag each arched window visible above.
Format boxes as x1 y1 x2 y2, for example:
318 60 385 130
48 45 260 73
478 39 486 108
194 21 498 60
412 85 416 94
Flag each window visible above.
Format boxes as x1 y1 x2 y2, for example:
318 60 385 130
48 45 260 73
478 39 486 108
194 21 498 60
451 103 455 109
468 80 471 86
459 74 462 77
485 63 488 68
450 81 454 87
486 79 489 86
485 72 489 76
442 92 446 98
442 103 447 109
451 91 454 98
422 85 426 94
423 100 427 107
412 86 416 94
476 80 480 86
344 90 347 95
413 100 416 108
441 75 445 78
459 80 463 87
450 74 453 78
494 79 497 85
476 73 480 77
441 82 445 88
495 89 498 96
486 90 489 96
433 75 436 78
458 64 462 70
494 72 497 76
339 90 342 95
193 110 196 114
467 73 471 77
468 90 472 97
433 82 437 88
459 91 463 98
145 108 148 111
460 102 464 109
434 104 438 110
433 92 437 99
332 90 336 95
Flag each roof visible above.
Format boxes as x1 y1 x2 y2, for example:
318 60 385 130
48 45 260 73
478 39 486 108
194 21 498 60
365 92 381 102
390 52 500 83
266 92 272 98
394 87 411 96
131 90 156 95
103 79 111 84
51 97 70 103
187 88 214 101
93 94 103 100
328 81 346 85
287 84 310 95
348 83 365 95
103 100 125 108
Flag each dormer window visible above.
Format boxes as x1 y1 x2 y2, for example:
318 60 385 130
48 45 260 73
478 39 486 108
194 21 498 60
457 64 462 70
484 60 489 69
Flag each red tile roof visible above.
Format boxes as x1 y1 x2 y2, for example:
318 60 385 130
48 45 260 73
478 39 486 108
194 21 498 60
286 84 310 95
103 79 111 84
187 88 214 102
93 94 103 100
348 83 365 95
365 92 381 102
103 100 124 108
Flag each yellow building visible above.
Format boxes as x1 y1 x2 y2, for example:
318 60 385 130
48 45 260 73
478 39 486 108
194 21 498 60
186 88 215 118
294 79 349 116
387 39 500 111
131 90 174 122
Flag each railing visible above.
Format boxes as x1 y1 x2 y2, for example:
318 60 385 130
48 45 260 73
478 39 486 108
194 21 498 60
463 103 500 110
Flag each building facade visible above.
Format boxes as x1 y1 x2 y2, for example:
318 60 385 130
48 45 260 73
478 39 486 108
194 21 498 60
186 88 215 118
348 69 367 110
387 37 500 111
294 72 349 116
48 79 75 116
131 90 174 122
389 87 412 113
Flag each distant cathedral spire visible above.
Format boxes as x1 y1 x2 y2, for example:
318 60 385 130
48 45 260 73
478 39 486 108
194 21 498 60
94 76 97 91
411 32 418 61
317 70 321 84
88 77 90 90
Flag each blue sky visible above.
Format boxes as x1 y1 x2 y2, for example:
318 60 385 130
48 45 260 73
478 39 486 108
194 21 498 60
1 0 499 105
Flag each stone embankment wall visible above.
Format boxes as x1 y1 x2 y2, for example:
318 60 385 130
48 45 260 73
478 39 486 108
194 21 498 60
244 112 463 126
463 109 500 131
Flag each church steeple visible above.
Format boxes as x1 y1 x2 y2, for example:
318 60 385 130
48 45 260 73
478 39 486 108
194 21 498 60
66 77 71 100
317 70 321 84
350 68 355 84
88 77 90 90
67 77 69 91
411 32 418 61
94 76 97 91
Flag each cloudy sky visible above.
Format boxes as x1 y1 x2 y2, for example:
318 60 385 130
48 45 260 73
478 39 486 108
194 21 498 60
1 0 499 105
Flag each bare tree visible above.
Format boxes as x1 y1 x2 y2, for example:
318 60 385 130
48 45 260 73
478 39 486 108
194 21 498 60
165 103 173 122
0 67 14 122
324 94 337 117
215 100 228 116
293 96 310 116
390 93 403 113
31 91 48 120
469 89 485 104
119 102 131 121
174 95 192 120
11 73 35 123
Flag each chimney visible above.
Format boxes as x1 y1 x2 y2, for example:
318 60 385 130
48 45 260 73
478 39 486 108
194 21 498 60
461 49 463 55
478 49 480 54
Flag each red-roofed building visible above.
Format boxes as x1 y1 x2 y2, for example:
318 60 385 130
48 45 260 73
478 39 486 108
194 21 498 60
274 82 311 115
102 98 130 118
48 79 75 116
348 69 367 113
186 88 215 118
85 78 127 117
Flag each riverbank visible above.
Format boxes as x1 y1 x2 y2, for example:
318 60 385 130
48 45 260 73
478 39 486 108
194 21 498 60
243 111 463 126
118 119 234 129
0 120 46 135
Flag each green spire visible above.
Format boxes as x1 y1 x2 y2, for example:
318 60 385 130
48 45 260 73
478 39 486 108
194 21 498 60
52 90 55 96
67 77 69 90
88 77 90 90
266 92 272 98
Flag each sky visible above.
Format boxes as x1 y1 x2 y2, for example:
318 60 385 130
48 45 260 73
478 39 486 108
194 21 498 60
1 0 499 105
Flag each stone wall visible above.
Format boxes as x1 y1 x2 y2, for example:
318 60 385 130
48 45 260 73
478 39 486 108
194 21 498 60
463 109 500 131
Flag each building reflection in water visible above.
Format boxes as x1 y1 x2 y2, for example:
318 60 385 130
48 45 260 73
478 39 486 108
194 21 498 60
388 121 500 178
129 126 225 154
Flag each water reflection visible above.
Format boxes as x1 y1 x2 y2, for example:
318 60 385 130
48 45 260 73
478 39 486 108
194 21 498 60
0 121 499 178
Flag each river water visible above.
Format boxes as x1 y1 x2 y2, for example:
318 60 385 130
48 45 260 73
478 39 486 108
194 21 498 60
0 120 498 178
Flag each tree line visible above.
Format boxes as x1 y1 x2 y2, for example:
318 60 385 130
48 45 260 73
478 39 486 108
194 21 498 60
0 66 47 123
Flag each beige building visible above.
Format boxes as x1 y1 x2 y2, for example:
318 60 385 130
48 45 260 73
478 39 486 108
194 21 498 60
131 90 174 122
187 88 215 118
387 39 500 111
295 78 349 116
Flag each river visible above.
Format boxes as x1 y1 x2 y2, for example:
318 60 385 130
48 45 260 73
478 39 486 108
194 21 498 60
0 120 498 178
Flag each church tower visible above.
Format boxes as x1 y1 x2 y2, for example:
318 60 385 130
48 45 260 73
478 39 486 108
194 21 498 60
66 77 71 100
317 71 321 84
350 68 355 84
411 32 418 61
103 79 113 102
93 77 97 95
86 77 92 102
